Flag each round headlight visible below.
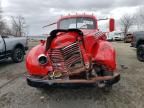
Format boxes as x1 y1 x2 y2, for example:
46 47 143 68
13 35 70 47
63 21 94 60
38 54 48 65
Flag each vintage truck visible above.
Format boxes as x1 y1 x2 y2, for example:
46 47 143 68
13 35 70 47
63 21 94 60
0 35 28 63
26 14 120 91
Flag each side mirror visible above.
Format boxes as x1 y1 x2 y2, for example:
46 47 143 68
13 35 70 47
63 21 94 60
109 18 115 32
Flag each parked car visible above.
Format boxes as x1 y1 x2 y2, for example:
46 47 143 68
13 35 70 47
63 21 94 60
113 32 124 41
26 14 120 91
124 33 133 43
131 31 144 61
0 35 28 63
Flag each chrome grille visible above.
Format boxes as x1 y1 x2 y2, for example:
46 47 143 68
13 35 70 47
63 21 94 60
49 42 84 73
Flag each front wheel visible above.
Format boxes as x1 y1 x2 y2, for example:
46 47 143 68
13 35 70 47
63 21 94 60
137 45 144 62
12 47 24 63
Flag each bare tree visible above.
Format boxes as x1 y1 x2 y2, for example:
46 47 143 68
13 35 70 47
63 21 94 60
0 2 5 35
120 15 134 37
0 2 19 36
135 6 144 30
11 16 27 37
0 2 12 35
139 7 144 21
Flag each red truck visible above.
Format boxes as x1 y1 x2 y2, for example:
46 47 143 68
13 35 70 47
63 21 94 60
26 14 120 91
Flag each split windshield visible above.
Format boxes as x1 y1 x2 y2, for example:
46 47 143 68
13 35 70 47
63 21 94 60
59 17 96 29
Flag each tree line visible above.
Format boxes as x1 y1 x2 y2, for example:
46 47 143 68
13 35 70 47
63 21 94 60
0 3 27 37
120 6 144 37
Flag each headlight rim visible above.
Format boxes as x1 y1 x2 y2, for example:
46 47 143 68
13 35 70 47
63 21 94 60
38 54 48 65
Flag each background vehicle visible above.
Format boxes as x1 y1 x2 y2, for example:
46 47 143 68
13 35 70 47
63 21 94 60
26 14 120 91
113 32 124 41
131 31 144 61
0 35 28 63
124 33 133 43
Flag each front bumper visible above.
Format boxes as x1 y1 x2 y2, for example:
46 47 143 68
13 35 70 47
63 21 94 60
26 72 120 88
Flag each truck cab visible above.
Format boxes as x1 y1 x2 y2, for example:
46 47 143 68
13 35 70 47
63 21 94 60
58 15 97 29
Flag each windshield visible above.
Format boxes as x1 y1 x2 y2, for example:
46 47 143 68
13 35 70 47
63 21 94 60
59 17 96 29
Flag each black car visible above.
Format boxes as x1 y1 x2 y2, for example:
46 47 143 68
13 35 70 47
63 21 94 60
132 31 144 61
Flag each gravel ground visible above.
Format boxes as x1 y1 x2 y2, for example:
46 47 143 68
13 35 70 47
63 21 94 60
0 42 144 108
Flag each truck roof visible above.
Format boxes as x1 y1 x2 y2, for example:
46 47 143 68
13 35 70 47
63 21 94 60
59 14 97 21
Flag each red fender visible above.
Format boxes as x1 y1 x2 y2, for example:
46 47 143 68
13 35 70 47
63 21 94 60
92 40 116 71
26 44 52 76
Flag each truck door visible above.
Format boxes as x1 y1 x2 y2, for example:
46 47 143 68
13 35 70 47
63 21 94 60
0 36 5 57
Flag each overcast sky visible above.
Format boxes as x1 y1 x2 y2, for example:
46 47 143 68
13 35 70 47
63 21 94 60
1 0 144 35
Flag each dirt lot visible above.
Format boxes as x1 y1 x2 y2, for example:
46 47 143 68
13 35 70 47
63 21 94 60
0 42 144 108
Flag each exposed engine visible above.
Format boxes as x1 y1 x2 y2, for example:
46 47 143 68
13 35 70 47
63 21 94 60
48 41 87 79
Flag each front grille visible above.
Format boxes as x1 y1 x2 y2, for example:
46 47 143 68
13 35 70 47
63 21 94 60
48 42 84 73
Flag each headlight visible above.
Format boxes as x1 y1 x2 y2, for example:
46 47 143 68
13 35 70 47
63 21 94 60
38 54 48 65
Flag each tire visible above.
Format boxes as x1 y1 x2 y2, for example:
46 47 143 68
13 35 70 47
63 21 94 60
137 45 144 62
11 47 24 63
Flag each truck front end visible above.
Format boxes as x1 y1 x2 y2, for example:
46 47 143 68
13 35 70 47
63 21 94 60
26 15 120 90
